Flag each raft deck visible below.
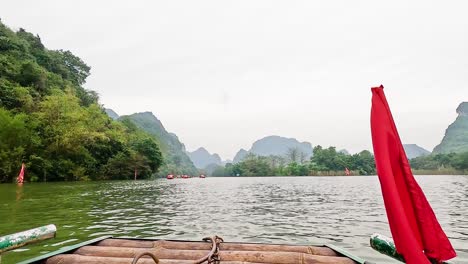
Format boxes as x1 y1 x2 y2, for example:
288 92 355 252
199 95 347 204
19 236 372 264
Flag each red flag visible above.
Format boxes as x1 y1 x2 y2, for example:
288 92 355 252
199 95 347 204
17 163 25 184
371 85 456 263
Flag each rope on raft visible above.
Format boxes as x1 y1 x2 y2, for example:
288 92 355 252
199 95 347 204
194 236 224 264
131 235 224 264
131 252 160 264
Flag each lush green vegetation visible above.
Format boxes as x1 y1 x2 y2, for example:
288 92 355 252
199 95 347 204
0 20 162 182
211 146 376 176
213 147 468 177
410 152 468 174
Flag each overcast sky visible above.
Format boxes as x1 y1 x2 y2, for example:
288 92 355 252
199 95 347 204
2 1 467 160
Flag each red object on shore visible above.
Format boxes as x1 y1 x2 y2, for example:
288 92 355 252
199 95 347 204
344 168 350 176
17 163 25 184
370 85 456 263
166 174 174 179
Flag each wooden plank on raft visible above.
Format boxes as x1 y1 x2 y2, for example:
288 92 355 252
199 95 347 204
96 239 338 256
45 254 274 264
73 245 357 264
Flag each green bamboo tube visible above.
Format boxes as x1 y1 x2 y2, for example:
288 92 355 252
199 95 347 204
74 246 355 264
0 224 56 254
370 233 449 264
96 239 337 256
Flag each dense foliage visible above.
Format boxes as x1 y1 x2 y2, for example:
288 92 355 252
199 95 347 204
0 20 162 182
211 146 377 176
410 152 468 171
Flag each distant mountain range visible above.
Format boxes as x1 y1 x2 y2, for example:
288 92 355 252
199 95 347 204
233 149 249 163
403 144 430 159
187 147 222 169
232 135 313 163
433 102 468 154
191 138 432 167
105 101 468 175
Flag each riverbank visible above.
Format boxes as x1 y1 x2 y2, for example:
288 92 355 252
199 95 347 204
412 169 468 175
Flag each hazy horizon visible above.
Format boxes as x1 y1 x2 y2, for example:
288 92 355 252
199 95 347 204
2 0 467 160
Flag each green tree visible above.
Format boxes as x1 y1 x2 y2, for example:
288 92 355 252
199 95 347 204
451 152 468 170
0 20 164 182
0 108 35 182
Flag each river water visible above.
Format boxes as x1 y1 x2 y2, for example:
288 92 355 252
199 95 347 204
0 176 467 264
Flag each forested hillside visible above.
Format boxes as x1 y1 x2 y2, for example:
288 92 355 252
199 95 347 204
433 102 468 154
0 20 162 182
120 112 198 176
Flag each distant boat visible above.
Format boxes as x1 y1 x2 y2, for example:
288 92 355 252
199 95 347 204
166 174 174 179
182 175 189 179
199 174 206 178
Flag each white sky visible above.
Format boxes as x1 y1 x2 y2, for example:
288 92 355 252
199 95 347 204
2 0 467 160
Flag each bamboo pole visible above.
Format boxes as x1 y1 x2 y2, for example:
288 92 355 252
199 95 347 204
96 239 337 256
0 224 56 254
369 234 404 263
74 246 355 264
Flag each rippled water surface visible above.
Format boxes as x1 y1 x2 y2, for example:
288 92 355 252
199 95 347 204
0 176 467 263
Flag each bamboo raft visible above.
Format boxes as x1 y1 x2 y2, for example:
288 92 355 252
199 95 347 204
2 225 411 264
19 236 372 264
